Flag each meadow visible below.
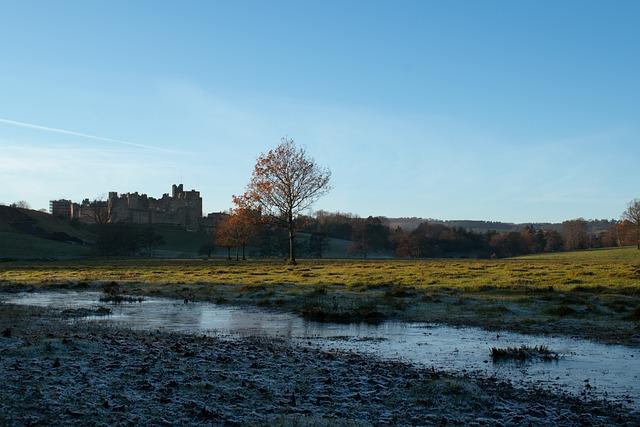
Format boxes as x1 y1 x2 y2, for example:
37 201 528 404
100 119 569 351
1 247 639 345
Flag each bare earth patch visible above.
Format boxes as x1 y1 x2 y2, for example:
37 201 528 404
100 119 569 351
0 303 638 426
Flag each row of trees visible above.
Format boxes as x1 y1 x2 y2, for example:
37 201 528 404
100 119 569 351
218 139 640 261
208 133 640 260
623 199 640 249
210 205 640 261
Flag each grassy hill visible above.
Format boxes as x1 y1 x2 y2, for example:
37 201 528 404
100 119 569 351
0 206 216 259
0 206 93 259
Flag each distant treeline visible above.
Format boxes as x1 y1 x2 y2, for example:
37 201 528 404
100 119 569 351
40 209 632 260
211 210 628 259
294 212 627 259
382 216 616 235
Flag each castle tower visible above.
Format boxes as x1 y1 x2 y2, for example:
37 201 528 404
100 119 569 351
171 183 185 198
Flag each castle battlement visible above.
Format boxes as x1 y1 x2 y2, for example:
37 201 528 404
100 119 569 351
50 184 203 231
108 184 202 230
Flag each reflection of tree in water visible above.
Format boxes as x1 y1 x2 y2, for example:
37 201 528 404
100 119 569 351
119 302 205 331
199 308 303 338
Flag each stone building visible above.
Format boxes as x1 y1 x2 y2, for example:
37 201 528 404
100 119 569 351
49 199 73 219
50 184 203 230
200 211 228 234
108 184 202 231
75 199 109 224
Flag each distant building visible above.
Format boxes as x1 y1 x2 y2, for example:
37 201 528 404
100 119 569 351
49 199 73 219
49 184 204 231
76 199 109 224
200 211 228 234
108 184 202 230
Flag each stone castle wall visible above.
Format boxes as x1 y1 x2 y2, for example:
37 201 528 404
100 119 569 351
108 184 202 230
50 184 203 230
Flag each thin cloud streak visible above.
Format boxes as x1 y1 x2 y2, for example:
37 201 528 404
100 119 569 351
0 118 185 154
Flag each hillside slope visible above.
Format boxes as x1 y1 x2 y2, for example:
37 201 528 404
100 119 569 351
0 206 93 258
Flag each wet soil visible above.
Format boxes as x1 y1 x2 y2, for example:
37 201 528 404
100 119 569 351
1 303 638 426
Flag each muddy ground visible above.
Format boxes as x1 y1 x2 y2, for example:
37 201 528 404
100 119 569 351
0 303 638 426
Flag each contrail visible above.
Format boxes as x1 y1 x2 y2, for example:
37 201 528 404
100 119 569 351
0 117 181 153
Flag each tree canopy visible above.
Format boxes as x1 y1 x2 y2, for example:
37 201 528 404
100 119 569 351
245 138 331 263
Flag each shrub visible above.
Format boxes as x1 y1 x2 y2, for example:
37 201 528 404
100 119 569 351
491 345 558 362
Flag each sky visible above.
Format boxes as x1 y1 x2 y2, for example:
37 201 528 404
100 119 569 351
0 0 638 223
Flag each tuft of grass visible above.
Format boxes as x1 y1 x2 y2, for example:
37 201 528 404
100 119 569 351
300 296 384 323
477 304 511 316
95 306 112 315
546 305 577 317
490 345 559 362
384 285 417 298
103 281 120 295
624 306 640 321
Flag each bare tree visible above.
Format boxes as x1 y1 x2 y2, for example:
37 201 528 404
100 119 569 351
562 218 589 251
84 198 111 225
10 200 30 209
246 137 331 264
623 199 640 249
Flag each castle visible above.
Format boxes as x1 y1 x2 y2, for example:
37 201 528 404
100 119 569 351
50 184 203 231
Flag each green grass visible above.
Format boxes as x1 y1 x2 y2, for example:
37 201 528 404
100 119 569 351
0 207 93 241
151 227 214 257
1 247 640 344
0 231 92 258
2 247 637 291
0 206 94 258
514 246 640 262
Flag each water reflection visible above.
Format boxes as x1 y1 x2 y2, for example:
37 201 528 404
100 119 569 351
3 290 639 408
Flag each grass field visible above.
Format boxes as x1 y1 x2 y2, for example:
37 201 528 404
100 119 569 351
0 231 92 258
1 247 639 345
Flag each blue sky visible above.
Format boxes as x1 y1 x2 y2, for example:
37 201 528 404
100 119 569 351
0 1 638 222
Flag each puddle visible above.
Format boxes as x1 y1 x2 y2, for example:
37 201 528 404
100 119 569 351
3 290 639 408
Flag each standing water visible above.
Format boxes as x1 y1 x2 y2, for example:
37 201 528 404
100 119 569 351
3 291 639 408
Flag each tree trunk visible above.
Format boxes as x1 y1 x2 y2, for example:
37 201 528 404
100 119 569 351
226 247 231 260
235 246 239 261
242 243 246 260
288 214 296 264
637 224 639 250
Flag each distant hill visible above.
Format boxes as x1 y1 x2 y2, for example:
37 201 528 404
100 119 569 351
382 217 616 234
382 217 560 233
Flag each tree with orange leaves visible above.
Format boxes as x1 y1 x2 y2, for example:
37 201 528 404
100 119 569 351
622 199 640 249
215 215 235 260
215 196 261 261
229 194 261 260
245 138 331 264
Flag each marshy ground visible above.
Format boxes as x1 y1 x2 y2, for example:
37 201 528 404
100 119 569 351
1 247 639 345
1 303 638 426
1 248 640 424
